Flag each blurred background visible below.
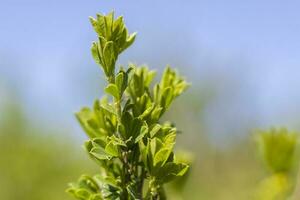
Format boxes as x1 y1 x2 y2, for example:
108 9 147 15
1 0 300 199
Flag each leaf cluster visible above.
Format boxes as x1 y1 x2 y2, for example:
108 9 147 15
67 12 190 200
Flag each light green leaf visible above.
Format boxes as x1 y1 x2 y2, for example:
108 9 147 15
90 147 109 160
91 42 102 66
145 70 156 87
150 106 163 122
155 162 189 183
150 138 164 157
120 32 136 53
115 72 124 93
135 123 148 143
76 107 98 138
161 87 174 109
99 103 116 116
103 41 116 76
154 148 171 167
108 135 127 147
75 188 91 199
111 16 124 39
105 141 119 157
105 84 119 99
150 124 161 138
104 12 114 38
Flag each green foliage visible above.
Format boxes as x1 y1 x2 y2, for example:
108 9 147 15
90 12 136 80
67 12 189 200
255 128 299 173
0 104 96 200
254 128 300 200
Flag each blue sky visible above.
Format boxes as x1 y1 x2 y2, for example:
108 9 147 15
1 0 300 141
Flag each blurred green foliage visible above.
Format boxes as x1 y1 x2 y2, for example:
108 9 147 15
255 128 299 173
0 104 97 200
254 128 300 200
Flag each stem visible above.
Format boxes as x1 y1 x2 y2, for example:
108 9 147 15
122 151 129 200
108 74 141 199
108 74 122 122
108 74 130 199
139 167 145 199
115 99 122 121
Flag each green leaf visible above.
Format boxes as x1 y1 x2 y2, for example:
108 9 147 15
115 68 131 97
111 16 124 39
138 104 154 120
104 12 114 38
85 138 110 161
150 138 164 158
145 70 156 87
115 72 124 93
94 174 120 189
105 141 119 157
130 118 143 140
150 106 163 122
155 162 189 184
160 87 174 109
99 103 117 116
103 41 116 76
90 12 136 67
75 188 91 199
164 132 176 149
76 107 99 138
78 175 100 193
135 123 148 143
105 84 119 99
139 140 148 167
89 16 100 35
154 66 189 114
108 135 127 147
150 124 162 138
91 42 102 66
90 146 109 160
153 148 171 167
67 175 101 200
121 111 133 138
120 32 137 53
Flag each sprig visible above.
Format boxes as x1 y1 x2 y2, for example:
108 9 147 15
67 11 190 200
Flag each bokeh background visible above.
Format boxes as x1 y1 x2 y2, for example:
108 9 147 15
1 0 300 199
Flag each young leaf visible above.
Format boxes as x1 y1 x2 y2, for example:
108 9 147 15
91 42 102 67
150 124 162 138
103 41 116 76
135 122 148 143
153 148 172 167
105 84 119 99
154 162 189 184
105 141 119 157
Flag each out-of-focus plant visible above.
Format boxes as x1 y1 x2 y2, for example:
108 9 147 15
0 102 95 200
67 12 190 200
254 128 300 200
